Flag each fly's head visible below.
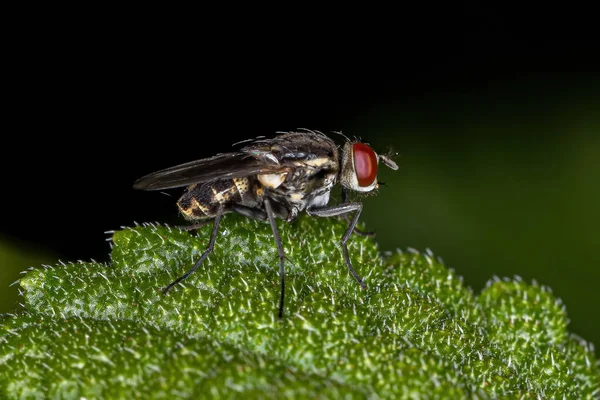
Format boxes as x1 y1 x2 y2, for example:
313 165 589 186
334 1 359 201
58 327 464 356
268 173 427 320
339 140 398 193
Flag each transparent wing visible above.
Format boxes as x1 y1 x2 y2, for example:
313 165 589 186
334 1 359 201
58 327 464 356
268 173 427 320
133 131 339 191
133 152 277 191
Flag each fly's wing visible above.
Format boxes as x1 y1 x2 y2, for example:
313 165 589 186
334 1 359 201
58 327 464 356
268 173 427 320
134 131 339 191
133 152 276 191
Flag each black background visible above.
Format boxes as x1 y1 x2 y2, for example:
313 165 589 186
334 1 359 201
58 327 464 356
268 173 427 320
4 10 594 263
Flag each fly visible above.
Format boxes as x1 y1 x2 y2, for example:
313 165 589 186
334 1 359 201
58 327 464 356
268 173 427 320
133 129 398 319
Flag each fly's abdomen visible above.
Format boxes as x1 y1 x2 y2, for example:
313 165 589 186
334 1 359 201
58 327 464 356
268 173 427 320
177 178 251 219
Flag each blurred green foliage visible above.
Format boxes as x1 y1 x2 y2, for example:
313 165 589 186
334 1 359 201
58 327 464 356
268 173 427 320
2 215 598 398
0 238 53 314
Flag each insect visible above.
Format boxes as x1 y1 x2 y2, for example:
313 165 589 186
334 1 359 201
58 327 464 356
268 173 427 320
133 129 398 319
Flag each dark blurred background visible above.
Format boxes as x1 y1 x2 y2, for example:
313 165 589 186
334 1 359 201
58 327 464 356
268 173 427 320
2 7 598 354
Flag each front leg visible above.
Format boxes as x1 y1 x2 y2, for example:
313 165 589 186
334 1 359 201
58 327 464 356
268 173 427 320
341 188 375 237
306 202 367 289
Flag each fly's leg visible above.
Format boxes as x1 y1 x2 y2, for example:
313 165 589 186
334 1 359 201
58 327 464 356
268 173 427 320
236 202 290 319
263 198 286 320
177 220 213 232
181 205 266 233
344 216 375 237
340 188 375 237
232 205 267 221
306 202 367 289
162 204 225 294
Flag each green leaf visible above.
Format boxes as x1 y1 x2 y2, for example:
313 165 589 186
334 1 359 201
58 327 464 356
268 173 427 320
2 214 599 399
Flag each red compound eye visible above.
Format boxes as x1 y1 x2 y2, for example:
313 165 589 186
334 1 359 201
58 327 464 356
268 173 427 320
353 143 378 187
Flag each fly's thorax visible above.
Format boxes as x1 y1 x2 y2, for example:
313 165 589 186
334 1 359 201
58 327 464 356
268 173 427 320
257 172 288 189
265 167 337 220
305 190 331 209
